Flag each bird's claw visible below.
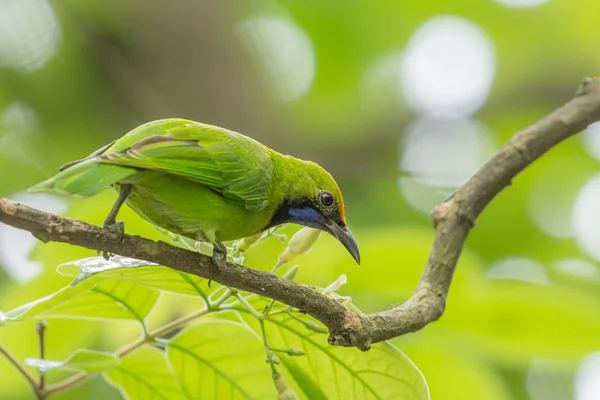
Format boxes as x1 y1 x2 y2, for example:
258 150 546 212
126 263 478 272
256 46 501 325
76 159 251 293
98 221 125 259
212 246 227 271
207 243 228 288
98 250 113 260
105 220 125 234
211 242 228 271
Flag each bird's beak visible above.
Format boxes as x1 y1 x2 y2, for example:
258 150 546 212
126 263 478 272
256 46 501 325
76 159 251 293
324 219 361 265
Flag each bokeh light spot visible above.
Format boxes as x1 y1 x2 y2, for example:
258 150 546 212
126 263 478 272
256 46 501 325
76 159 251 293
575 352 600 400
528 158 582 239
359 53 404 118
486 257 549 284
0 101 37 133
0 192 68 283
572 174 600 261
400 16 496 117
399 117 495 213
526 359 572 400
580 122 600 161
0 0 62 72
493 0 550 8
552 259 600 281
0 102 46 173
239 15 315 102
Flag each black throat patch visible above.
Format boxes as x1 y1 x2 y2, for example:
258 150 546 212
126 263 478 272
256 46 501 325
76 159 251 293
263 197 321 231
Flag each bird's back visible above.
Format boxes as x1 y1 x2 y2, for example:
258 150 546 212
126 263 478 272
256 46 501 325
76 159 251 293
31 119 276 210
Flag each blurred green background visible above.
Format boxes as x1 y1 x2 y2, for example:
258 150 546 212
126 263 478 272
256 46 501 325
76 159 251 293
1 0 600 399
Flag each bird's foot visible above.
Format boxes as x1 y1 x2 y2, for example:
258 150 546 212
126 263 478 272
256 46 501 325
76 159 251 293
206 240 227 287
211 240 228 270
98 221 125 260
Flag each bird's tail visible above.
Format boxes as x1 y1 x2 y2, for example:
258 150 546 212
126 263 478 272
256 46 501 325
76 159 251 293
28 158 137 197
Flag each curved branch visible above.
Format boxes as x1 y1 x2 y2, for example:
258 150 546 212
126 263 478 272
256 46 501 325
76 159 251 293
2 77 600 351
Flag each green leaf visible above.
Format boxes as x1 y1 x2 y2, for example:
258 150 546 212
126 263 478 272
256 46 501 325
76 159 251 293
104 346 187 400
25 349 119 374
58 256 212 299
445 280 600 365
397 345 511 400
56 256 160 284
166 320 276 399
241 301 429 400
1 276 159 325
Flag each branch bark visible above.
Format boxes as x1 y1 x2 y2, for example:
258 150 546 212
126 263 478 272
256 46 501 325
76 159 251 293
2 78 600 351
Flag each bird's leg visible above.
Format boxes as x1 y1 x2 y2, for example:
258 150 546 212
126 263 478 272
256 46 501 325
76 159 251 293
198 233 228 287
208 239 227 288
211 239 228 270
103 183 132 234
99 184 132 259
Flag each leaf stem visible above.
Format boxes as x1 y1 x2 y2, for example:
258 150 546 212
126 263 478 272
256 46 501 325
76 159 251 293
145 307 211 344
210 287 234 309
219 291 283 375
0 343 44 399
271 259 284 274
265 307 293 317
260 320 278 375
232 292 263 319
263 299 277 318
43 304 220 396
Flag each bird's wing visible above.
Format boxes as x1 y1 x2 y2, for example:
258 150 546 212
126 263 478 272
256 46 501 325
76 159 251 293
99 123 273 210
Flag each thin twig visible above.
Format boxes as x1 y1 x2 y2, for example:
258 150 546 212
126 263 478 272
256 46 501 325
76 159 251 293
35 321 47 390
0 343 44 399
2 78 600 352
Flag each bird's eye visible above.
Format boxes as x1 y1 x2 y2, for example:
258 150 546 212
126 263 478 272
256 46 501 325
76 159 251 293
319 191 334 207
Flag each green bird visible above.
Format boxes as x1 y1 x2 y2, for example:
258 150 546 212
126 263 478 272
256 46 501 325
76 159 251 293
29 118 360 266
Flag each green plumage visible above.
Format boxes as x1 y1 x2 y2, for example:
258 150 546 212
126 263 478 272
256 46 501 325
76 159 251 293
30 119 351 249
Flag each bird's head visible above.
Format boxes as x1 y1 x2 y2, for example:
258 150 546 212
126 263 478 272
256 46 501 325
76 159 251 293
270 158 360 265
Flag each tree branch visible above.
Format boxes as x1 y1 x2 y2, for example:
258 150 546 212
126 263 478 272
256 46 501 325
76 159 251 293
2 77 600 351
